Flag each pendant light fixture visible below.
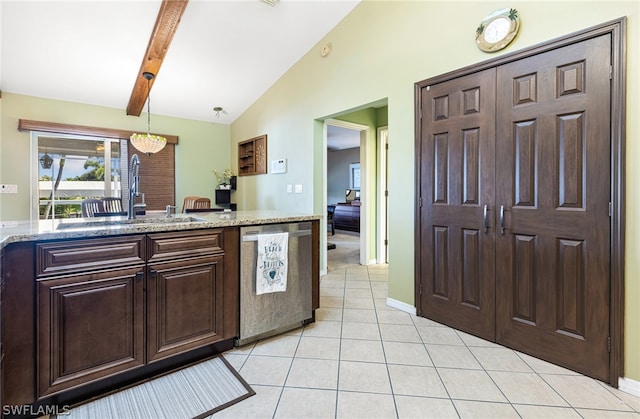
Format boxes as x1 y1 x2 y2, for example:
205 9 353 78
130 72 167 156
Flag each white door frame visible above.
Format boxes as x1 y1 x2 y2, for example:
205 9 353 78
377 126 388 264
324 118 371 266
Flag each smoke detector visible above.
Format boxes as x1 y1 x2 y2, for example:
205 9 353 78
320 43 332 57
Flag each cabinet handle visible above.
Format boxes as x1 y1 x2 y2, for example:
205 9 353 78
499 205 505 235
483 204 488 233
242 230 312 242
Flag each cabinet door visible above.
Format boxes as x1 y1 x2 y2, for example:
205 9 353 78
38 267 145 398
147 255 225 362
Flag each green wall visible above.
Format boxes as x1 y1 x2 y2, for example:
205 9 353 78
229 1 640 382
0 93 230 220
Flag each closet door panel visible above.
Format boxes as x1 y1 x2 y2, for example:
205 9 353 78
417 68 496 341
513 234 536 323
495 34 611 381
513 120 537 207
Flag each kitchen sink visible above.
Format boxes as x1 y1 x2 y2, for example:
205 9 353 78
56 216 205 230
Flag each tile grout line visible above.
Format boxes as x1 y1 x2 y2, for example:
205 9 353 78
333 265 347 419
371 264 402 419
454 329 522 416
269 322 304 419
410 314 462 418
511 349 581 415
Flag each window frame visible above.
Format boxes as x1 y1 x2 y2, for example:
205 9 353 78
30 131 122 220
21 119 178 220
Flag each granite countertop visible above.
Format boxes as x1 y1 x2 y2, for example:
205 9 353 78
0 210 322 250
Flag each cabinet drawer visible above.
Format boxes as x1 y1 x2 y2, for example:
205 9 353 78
37 236 145 277
147 229 223 263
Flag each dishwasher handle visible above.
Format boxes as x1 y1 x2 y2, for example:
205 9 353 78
242 229 312 242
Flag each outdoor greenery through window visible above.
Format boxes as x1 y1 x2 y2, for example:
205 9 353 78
35 134 122 219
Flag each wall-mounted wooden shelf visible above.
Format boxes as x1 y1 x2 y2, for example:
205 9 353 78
238 134 267 176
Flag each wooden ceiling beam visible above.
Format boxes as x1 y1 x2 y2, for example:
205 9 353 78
126 0 189 116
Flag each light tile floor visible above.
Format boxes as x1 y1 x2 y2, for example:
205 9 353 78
214 232 640 419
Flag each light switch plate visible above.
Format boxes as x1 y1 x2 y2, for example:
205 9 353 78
0 184 18 194
287 184 293 193
294 184 303 193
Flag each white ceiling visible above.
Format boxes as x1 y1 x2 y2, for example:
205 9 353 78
0 0 360 125
327 125 360 151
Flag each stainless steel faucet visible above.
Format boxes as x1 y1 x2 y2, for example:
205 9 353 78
128 154 141 219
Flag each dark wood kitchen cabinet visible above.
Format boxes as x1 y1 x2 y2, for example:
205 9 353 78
146 230 226 362
1 228 240 411
37 267 145 397
36 236 146 397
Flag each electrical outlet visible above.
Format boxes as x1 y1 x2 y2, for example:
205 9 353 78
0 184 18 194
287 184 293 193
294 184 303 193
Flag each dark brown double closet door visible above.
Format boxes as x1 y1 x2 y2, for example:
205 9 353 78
417 34 611 381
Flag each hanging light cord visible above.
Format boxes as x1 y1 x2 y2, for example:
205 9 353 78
129 72 166 156
145 72 153 136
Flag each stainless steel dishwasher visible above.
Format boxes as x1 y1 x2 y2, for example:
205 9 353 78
237 221 313 346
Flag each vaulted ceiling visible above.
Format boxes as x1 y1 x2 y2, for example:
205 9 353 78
1 0 360 125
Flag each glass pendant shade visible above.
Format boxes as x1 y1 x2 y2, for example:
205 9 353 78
130 72 167 156
130 133 166 155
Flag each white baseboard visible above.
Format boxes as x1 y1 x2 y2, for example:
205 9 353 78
386 297 416 315
618 377 640 397
320 268 327 277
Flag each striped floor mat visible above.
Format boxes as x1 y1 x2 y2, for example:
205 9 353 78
63 356 254 419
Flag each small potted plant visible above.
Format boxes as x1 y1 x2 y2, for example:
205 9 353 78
213 168 237 190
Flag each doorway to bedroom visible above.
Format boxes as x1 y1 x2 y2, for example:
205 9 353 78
323 102 389 270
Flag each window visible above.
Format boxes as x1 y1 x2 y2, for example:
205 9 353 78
32 133 122 219
349 162 360 189
24 119 177 220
